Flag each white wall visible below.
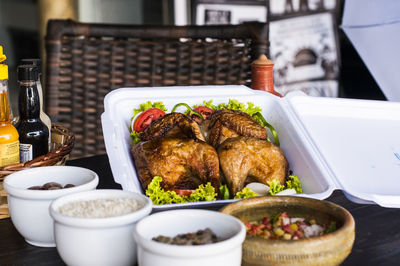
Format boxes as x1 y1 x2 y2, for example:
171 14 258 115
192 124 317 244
78 0 143 24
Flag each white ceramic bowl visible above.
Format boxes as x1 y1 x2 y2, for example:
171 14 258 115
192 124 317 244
4 166 99 247
133 209 246 266
50 189 152 266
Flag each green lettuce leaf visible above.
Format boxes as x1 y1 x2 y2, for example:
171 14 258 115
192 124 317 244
234 187 258 199
130 131 141 146
145 176 185 204
192 100 218 110
267 180 285 195
145 176 217 205
285 175 303 194
189 183 217 202
217 99 262 116
217 99 246 112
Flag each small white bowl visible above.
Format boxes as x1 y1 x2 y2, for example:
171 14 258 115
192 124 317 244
4 166 99 247
133 209 246 266
50 189 152 266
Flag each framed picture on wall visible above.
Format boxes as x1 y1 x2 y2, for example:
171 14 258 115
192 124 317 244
268 0 340 97
191 0 268 25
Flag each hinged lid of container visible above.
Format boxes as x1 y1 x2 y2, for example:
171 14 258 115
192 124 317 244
284 93 400 207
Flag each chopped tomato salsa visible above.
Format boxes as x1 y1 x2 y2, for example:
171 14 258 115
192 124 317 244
244 212 336 240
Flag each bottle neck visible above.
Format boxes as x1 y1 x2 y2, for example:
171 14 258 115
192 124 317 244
36 75 44 112
0 80 11 123
18 81 41 120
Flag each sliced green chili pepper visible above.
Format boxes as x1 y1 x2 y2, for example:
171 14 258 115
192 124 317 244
219 184 230 200
171 103 204 121
254 112 280 147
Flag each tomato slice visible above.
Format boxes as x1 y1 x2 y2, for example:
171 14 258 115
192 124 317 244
133 108 166 132
192 106 214 121
173 189 196 197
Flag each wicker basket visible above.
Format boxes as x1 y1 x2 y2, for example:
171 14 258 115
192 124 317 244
0 123 74 219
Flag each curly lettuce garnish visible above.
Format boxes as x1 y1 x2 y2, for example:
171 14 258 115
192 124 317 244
267 180 285 195
267 176 303 195
130 131 141 146
220 184 259 199
234 187 258 199
217 99 262 116
285 175 303 194
145 176 184 204
189 183 217 202
193 100 217 110
145 176 217 205
145 176 302 205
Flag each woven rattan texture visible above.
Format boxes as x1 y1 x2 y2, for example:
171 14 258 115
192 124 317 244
45 20 269 159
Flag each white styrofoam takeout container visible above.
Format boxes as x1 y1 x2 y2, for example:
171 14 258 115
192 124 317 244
101 85 400 209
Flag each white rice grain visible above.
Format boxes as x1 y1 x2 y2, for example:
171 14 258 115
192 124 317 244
58 198 144 218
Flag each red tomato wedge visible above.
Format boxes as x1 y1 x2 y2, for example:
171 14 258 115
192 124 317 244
192 106 214 121
133 108 166 132
173 189 196 197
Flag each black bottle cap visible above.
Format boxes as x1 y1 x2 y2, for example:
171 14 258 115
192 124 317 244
18 65 39 82
20 58 42 75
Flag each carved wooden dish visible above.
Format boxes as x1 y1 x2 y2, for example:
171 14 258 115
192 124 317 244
220 196 355 266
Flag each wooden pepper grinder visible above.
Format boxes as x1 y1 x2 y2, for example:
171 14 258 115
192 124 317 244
251 54 282 97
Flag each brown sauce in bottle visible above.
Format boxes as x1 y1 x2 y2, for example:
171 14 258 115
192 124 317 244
15 65 49 162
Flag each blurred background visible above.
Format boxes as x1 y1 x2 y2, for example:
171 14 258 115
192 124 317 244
0 0 386 116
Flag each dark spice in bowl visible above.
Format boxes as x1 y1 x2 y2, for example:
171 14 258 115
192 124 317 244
28 182 75 190
153 228 220 245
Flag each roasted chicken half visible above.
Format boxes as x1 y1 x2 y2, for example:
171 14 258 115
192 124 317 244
218 136 288 195
131 137 220 191
140 112 205 142
201 109 268 148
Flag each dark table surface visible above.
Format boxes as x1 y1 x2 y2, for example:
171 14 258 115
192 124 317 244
1 154 400 266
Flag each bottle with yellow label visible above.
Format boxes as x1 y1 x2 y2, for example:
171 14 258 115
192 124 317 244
0 45 20 167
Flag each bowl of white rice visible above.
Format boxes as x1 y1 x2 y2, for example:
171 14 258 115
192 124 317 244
49 189 152 266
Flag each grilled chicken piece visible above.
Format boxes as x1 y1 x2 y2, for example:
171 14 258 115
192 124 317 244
140 112 205 142
201 109 268 148
131 137 220 191
218 136 288 195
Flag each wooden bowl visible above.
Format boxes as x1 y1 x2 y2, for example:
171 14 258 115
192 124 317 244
220 196 355 266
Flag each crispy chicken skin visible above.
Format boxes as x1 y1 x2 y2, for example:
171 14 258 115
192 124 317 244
218 136 288 195
140 112 205 142
131 137 220 191
201 109 268 148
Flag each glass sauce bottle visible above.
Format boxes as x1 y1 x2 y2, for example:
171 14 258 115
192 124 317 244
15 65 49 162
20 59 51 151
0 45 20 167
